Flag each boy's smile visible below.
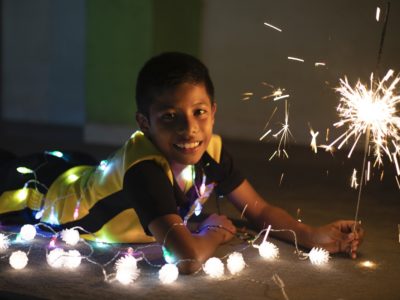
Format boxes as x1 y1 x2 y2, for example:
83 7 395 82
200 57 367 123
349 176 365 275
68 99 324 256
137 83 216 172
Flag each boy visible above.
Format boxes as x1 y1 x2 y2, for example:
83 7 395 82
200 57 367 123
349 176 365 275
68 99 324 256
0 52 363 274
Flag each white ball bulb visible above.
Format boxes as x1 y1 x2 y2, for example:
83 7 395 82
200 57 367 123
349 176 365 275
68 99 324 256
61 229 80 246
64 250 82 269
308 247 330 265
20 224 36 241
115 255 140 285
227 252 246 275
159 263 179 284
47 248 65 268
203 257 224 278
0 233 10 251
258 241 279 260
9 251 28 270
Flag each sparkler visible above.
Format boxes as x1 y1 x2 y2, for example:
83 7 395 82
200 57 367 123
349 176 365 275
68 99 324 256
326 69 400 225
327 70 400 168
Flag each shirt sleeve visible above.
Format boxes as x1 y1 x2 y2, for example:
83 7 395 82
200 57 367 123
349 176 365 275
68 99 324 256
123 160 178 232
211 146 245 196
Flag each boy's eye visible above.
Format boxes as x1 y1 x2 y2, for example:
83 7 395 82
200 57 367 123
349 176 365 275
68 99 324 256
194 109 207 116
161 112 176 121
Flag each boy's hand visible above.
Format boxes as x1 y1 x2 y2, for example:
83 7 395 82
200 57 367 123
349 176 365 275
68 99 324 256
309 220 364 259
198 214 236 244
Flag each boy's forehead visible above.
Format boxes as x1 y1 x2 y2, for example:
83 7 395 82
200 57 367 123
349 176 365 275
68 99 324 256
150 84 212 110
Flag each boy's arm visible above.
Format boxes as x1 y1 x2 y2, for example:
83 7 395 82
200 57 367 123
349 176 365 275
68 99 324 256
226 179 363 257
148 213 235 274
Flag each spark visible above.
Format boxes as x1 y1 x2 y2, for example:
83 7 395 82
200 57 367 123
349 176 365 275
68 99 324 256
261 86 286 101
269 100 294 160
367 161 371 182
259 129 272 141
288 56 305 62
260 107 277 140
296 208 302 223
315 62 326 67
376 7 381 22
328 70 400 172
326 128 330 142
240 204 248 219
241 92 254 101
310 128 320 154
351 169 359 189
273 94 290 101
263 22 282 32
398 224 400 242
279 173 285 186
396 176 400 190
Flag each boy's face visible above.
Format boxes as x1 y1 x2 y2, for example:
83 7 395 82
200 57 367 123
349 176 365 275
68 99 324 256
137 83 216 167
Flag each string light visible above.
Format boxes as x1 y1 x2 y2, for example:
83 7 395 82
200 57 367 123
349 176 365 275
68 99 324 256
159 263 179 284
115 255 140 285
9 251 29 270
47 248 65 268
64 250 82 269
61 229 80 246
203 257 224 278
226 252 246 275
0 233 10 251
20 224 37 241
308 247 330 265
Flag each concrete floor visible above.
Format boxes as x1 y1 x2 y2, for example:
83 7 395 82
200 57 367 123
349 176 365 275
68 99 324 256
1 121 400 299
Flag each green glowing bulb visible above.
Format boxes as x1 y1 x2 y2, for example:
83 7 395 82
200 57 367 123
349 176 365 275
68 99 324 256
16 167 34 174
162 246 176 264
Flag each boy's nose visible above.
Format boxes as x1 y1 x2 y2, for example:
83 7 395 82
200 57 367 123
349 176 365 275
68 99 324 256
177 116 198 136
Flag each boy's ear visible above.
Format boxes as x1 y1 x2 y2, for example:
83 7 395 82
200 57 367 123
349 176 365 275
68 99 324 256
136 112 150 133
211 102 217 122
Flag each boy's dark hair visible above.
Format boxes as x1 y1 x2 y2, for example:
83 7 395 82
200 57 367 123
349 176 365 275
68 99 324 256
135 52 215 116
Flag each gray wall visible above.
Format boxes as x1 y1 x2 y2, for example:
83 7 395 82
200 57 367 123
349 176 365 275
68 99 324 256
2 0 400 145
1 0 85 126
202 0 400 145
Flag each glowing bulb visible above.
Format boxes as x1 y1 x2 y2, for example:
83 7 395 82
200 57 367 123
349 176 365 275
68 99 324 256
159 264 179 284
47 248 65 268
20 224 37 241
61 229 80 246
9 251 29 270
181 166 193 182
162 246 176 264
115 255 140 285
16 188 28 202
227 252 246 275
35 209 44 220
0 233 10 251
194 202 203 216
308 247 330 265
66 174 79 183
16 167 34 174
258 241 279 260
64 250 82 269
48 207 59 225
99 160 108 171
49 236 57 248
46 150 64 158
203 257 224 278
